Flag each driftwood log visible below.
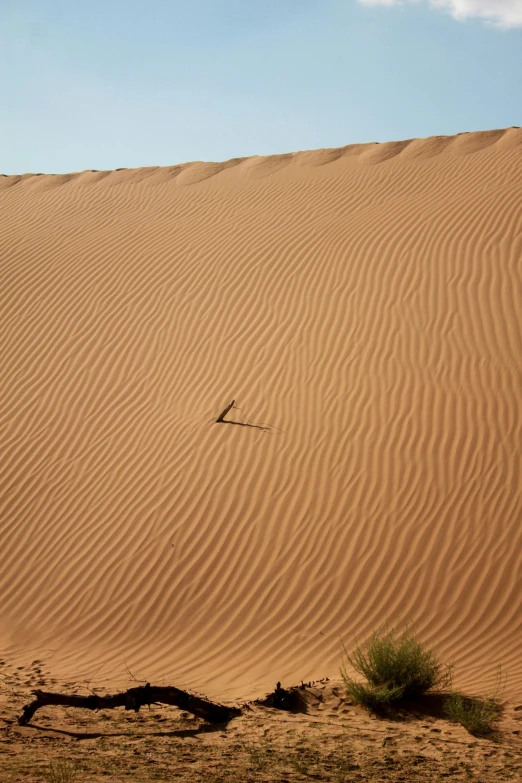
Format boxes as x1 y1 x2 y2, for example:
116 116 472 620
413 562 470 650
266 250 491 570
18 684 241 726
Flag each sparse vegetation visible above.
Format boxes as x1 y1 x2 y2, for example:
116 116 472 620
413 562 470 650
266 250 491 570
44 759 77 783
444 691 500 736
341 624 452 709
2 650 518 782
233 733 360 781
2 678 521 783
444 667 504 736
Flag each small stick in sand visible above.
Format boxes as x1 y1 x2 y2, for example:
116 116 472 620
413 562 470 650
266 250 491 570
216 399 235 423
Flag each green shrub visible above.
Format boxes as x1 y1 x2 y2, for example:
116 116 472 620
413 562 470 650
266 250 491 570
343 680 406 710
341 624 451 709
444 668 504 736
444 691 500 736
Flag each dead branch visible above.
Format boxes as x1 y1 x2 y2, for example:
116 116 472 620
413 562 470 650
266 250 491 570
18 683 241 726
216 399 235 423
257 681 308 712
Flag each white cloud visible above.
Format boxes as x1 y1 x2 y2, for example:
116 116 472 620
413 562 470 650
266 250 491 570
432 0 522 26
357 0 522 27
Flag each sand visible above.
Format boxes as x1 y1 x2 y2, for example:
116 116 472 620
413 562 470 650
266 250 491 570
2 677 522 782
1 127 521 704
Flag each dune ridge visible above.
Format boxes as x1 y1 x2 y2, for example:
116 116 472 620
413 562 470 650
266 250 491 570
1 128 521 700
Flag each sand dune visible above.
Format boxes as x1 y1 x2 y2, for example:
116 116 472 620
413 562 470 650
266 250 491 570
1 128 521 701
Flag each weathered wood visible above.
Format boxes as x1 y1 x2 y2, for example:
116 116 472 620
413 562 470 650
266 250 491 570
18 684 241 726
258 681 308 712
216 399 235 423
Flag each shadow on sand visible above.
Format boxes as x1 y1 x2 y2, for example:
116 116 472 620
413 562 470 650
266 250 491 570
26 721 228 741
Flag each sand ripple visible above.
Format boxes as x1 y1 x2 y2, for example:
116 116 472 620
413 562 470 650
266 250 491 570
1 128 521 699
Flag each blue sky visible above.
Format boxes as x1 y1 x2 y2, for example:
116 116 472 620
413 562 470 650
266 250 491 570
1 0 521 174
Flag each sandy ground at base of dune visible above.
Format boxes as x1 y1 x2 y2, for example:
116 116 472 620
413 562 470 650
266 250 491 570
1 662 522 783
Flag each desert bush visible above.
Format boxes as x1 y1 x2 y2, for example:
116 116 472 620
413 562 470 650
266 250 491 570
444 692 500 736
444 667 504 736
341 624 451 709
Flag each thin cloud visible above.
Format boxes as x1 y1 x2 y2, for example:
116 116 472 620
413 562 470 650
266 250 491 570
357 0 522 27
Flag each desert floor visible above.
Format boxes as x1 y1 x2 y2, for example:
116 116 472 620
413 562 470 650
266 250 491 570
1 666 522 782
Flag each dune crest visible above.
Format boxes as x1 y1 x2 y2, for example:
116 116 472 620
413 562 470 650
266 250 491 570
1 128 521 700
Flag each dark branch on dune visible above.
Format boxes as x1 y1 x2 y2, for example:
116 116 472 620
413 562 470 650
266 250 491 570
216 399 236 423
17 679 324 731
215 400 282 433
18 684 241 726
